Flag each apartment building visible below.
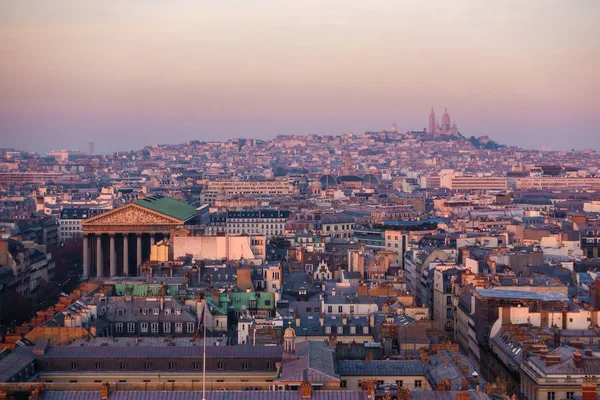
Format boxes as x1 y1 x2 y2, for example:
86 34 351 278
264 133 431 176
200 180 295 204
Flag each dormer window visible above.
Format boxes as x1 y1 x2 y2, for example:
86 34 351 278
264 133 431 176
165 309 172 315
117 309 124 316
174 309 181 315
153 309 159 315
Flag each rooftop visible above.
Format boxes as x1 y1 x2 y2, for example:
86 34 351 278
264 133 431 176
135 195 197 221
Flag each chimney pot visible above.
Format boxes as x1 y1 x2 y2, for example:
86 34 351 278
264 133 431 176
574 349 582 369
300 381 312 399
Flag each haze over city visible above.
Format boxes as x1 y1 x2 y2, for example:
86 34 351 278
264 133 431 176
1 0 599 153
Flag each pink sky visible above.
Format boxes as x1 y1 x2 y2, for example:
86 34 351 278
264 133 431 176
1 0 598 153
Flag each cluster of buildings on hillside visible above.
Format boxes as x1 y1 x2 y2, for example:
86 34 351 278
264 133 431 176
1 118 600 399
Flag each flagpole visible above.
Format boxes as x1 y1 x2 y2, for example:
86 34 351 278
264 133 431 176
202 300 207 400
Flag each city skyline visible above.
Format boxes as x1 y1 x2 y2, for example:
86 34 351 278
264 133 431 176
1 0 599 153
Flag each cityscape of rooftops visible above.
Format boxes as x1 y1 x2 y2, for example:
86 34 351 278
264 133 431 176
0 1 599 400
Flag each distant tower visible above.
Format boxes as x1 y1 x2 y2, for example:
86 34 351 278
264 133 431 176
343 152 353 175
428 108 436 135
88 140 94 156
283 323 297 359
391 123 398 134
441 108 452 132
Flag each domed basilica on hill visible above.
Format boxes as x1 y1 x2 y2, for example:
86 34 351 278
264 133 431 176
428 108 460 137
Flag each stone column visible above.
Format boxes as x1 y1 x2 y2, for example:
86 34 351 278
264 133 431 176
136 233 142 268
83 234 90 279
96 234 103 277
110 233 117 277
150 234 156 247
123 234 129 277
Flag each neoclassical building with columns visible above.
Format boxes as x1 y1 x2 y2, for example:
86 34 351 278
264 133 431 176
81 195 199 278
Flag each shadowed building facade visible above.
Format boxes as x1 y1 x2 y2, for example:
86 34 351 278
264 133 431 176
81 195 198 278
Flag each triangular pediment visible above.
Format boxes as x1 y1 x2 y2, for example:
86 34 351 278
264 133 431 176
82 203 182 227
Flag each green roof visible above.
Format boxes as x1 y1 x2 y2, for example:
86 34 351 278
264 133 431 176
219 292 275 312
135 195 197 221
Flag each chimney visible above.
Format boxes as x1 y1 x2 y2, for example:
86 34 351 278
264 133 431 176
328 334 337 347
574 350 582 369
421 352 429 366
296 314 301 327
358 282 368 297
584 348 593 357
438 378 451 391
546 354 561 367
319 313 324 327
540 348 548 361
30 383 44 400
460 365 469 375
461 379 468 390
342 314 347 326
453 355 462 366
582 382 596 400
0 391 6 400
300 381 312 399
456 392 470 400
365 352 374 363
101 383 110 400
369 313 375 328
397 387 411 400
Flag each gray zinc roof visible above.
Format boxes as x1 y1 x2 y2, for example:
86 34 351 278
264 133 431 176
337 360 425 376
43 391 367 400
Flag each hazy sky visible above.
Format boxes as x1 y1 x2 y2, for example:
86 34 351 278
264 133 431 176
1 0 599 154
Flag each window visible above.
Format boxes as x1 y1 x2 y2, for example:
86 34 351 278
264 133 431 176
117 309 124 316
547 393 555 400
115 323 123 333
119 362 127 370
566 392 575 400
266 361 275 370
164 322 171 333
165 309 172 315
340 380 347 388
95 362 103 370
415 380 422 388
175 309 181 315
153 309 159 315
327 306 332 313
141 323 148 333
70 362 78 371
396 380 403 387
127 323 135 333
151 322 159 333
217 361 225 370
242 361 250 370
168 361 176 370
187 323 195 333
144 361 152 370
338 306 343 313
363 326 369 334
446 297 452 305
193 361 201 370
175 323 183 333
